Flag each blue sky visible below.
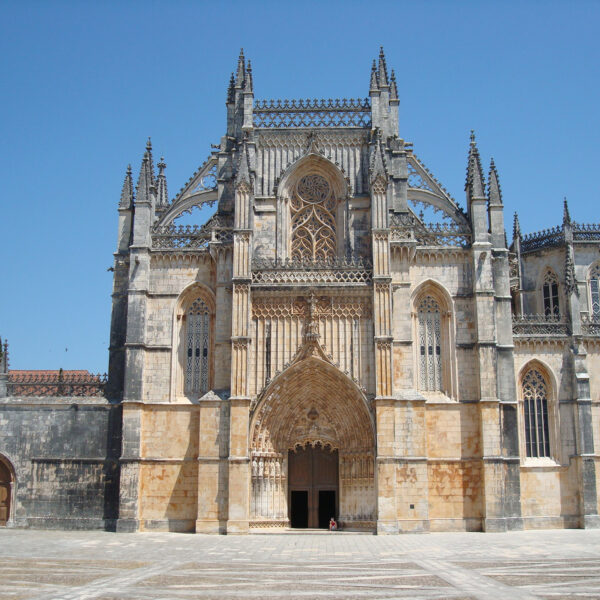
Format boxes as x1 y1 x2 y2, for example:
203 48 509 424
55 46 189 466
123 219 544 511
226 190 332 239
1 0 599 372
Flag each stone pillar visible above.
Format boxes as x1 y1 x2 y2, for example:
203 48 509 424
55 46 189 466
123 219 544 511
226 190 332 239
572 342 600 528
370 172 397 533
196 395 227 533
227 178 253 533
116 402 142 532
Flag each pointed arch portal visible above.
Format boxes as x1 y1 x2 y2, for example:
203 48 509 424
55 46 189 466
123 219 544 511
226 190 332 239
250 348 376 529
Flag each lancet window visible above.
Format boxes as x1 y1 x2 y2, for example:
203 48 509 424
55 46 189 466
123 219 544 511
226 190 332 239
290 174 336 262
417 295 442 391
521 368 551 458
542 270 560 318
590 264 600 315
185 297 210 395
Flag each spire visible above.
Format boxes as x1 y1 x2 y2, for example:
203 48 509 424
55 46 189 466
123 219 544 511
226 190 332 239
145 137 155 186
234 137 252 187
378 46 389 87
156 157 169 208
119 164 134 209
244 59 253 93
136 145 154 204
227 72 235 104
563 196 571 226
389 69 398 101
465 130 485 198
235 48 246 88
513 212 521 240
487 158 502 206
369 60 379 92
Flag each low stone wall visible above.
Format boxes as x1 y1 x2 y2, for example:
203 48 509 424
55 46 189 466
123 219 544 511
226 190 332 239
0 396 121 530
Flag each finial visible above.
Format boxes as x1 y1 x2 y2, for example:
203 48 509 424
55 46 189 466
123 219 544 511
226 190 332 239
369 60 379 91
487 158 502 206
146 137 152 152
563 196 571 225
235 48 246 87
119 163 134 209
465 130 485 198
513 212 521 238
157 156 166 171
390 69 398 101
244 59 253 93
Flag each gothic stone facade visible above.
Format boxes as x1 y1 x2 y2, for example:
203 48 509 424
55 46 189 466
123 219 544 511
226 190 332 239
1 50 599 533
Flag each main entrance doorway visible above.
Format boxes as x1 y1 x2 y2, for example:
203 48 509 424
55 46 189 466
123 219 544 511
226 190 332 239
288 444 338 529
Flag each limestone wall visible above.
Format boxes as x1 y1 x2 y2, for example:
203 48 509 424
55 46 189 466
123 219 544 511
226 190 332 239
138 405 199 531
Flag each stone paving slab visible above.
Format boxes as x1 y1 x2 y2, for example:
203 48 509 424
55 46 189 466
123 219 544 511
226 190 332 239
1 529 600 599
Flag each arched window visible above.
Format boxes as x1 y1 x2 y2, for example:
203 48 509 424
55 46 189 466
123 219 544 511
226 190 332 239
589 264 600 316
542 270 559 318
290 174 336 262
417 295 442 391
185 297 211 395
521 368 550 458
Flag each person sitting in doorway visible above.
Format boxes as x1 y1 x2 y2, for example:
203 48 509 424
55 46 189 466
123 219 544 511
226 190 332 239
329 517 337 531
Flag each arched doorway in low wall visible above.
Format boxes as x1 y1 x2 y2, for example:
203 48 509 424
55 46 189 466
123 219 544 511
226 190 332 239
0 456 15 526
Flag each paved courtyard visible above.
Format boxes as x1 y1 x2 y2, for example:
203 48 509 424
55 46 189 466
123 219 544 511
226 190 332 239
2 528 600 600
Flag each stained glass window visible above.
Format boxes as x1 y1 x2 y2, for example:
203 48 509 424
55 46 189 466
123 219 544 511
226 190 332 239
186 298 210 395
290 174 336 262
522 368 550 458
418 295 442 391
542 270 560 318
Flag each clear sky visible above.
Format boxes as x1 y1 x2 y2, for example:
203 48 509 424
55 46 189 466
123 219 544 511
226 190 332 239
1 0 599 372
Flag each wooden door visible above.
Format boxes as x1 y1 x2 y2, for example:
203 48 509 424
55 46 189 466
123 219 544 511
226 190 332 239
0 462 11 526
288 445 338 528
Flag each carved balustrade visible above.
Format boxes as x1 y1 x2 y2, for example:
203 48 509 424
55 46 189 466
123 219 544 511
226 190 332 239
252 257 372 286
512 314 569 337
253 98 371 128
582 313 600 335
389 214 471 248
8 371 107 397
151 222 232 250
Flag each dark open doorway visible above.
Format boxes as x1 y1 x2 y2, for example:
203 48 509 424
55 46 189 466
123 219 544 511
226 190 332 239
288 444 338 528
318 490 336 529
290 490 308 528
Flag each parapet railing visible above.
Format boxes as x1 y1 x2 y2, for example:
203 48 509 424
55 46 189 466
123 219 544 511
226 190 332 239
582 313 600 335
7 371 107 397
512 314 569 337
520 222 600 253
573 223 600 242
151 224 233 250
390 214 472 248
253 98 372 128
521 226 563 253
252 257 372 286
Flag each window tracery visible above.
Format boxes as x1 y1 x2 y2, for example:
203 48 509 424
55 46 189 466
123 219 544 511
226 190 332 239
185 297 211 395
521 368 550 458
589 264 600 315
417 295 442 391
542 270 560 318
290 174 336 262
